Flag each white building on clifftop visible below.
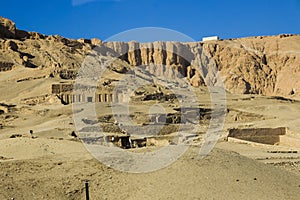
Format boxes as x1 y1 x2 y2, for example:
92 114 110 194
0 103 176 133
202 36 219 42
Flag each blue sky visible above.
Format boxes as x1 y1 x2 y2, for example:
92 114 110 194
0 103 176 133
1 0 300 41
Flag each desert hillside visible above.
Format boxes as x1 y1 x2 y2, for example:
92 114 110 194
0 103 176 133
1 17 300 99
1 16 300 199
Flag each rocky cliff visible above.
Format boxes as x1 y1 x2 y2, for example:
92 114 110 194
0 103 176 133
1 16 299 99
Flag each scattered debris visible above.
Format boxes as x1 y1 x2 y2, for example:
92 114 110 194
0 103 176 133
9 134 22 138
267 150 298 154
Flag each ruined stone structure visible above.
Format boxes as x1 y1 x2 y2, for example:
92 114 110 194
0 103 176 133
51 83 73 94
227 127 287 145
85 134 153 149
59 92 118 104
52 83 121 104
105 135 131 149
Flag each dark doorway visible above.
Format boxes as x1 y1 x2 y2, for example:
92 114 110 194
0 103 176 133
87 97 93 102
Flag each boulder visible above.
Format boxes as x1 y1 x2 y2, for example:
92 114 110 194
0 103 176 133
91 38 102 46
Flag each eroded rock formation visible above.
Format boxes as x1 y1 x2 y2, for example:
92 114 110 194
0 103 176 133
1 16 300 98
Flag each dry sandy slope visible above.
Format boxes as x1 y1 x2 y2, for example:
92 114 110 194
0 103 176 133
0 85 300 199
0 140 300 200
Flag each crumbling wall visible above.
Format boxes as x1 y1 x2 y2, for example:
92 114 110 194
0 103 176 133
51 83 73 94
59 69 78 79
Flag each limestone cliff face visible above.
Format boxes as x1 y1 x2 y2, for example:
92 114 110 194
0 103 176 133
203 35 300 96
1 16 300 98
102 37 300 98
103 41 194 77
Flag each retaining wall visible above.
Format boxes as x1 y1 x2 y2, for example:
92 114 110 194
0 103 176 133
227 127 287 145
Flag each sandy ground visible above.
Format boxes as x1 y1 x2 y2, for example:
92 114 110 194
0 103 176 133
1 72 300 199
0 141 299 200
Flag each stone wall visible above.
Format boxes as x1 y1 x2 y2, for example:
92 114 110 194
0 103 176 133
51 83 73 94
227 127 287 145
59 92 118 104
52 83 137 104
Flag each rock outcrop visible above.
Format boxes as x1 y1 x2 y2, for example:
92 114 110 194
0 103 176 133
99 37 300 98
0 17 16 38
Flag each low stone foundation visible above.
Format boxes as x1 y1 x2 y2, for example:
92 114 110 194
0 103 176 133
227 127 287 145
